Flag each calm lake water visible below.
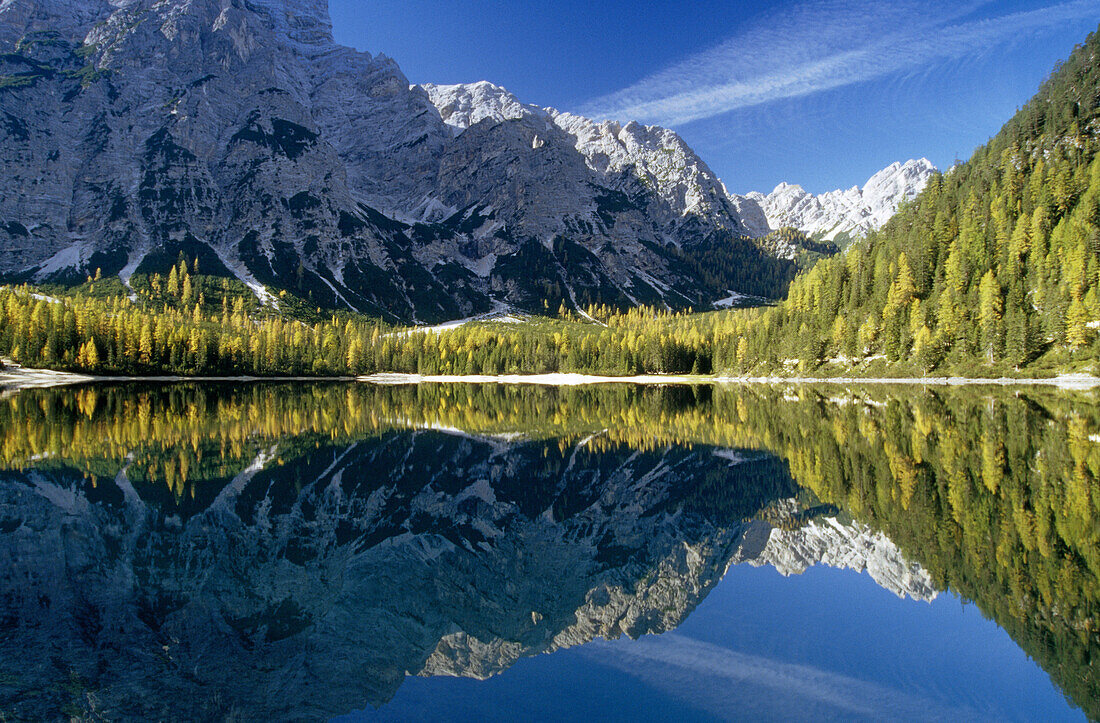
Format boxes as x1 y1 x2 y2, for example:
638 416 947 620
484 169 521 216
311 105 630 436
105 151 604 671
0 382 1095 721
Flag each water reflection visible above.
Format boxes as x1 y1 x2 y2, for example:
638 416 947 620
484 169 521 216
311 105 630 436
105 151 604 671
0 383 1095 719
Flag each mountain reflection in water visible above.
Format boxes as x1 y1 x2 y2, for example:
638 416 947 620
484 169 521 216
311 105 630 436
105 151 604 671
0 383 1095 720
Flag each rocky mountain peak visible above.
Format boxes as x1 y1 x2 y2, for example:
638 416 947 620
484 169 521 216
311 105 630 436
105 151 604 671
422 80 544 134
420 80 749 236
861 157 935 213
733 158 937 241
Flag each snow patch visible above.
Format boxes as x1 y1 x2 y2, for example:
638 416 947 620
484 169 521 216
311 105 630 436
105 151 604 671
713 291 765 309
712 449 762 466
0 286 61 305
388 309 525 337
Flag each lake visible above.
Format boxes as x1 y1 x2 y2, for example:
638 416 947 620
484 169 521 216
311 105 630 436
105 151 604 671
0 382 1095 721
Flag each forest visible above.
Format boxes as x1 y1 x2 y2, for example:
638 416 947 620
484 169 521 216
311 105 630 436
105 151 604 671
739 23 1100 375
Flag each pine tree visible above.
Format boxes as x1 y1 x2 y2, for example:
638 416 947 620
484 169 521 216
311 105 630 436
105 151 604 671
167 266 179 297
84 337 99 370
912 325 941 370
979 270 1004 362
139 321 154 364
1067 295 1090 348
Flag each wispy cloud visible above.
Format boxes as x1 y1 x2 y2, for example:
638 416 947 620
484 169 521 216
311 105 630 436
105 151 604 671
579 0 1100 127
583 634 987 720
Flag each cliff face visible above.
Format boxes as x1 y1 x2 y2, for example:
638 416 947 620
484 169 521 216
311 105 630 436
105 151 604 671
0 0 781 321
422 81 749 243
0 427 936 720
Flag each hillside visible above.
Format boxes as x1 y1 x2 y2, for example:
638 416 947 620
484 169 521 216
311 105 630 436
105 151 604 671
726 24 1100 376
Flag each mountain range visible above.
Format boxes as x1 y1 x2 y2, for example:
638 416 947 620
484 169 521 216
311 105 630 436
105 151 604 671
0 0 933 322
741 158 937 242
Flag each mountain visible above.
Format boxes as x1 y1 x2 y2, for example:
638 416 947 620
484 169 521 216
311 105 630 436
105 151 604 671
421 80 748 241
0 0 804 322
418 82 934 250
736 159 937 241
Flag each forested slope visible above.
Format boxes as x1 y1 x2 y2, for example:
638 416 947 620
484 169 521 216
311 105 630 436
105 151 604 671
731 25 1100 374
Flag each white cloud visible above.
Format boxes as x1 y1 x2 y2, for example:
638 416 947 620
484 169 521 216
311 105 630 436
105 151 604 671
579 0 1100 127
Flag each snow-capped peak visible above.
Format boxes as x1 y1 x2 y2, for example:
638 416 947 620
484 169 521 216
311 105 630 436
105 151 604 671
417 80 749 233
733 158 937 241
420 81 545 134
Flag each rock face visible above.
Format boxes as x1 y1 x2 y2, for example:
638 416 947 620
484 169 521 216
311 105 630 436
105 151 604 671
422 81 748 244
0 427 936 720
735 159 937 241
740 508 938 602
0 0 775 321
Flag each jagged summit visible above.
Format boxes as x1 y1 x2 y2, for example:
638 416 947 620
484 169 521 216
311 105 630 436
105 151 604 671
424 80 543 133
420 80 748 233
738 158 937 241
0 1 786 321
422 79 934 247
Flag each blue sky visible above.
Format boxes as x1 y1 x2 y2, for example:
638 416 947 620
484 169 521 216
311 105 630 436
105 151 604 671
329 1 1100 194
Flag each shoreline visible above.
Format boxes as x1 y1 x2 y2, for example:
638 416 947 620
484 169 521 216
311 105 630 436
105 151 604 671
0 365 354 392
357 372 1100 390
2 365 1098 391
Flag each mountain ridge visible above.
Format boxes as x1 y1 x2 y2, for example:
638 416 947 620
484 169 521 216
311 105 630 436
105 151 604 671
422 80 934 244
0 0 930 323
738 158 937 241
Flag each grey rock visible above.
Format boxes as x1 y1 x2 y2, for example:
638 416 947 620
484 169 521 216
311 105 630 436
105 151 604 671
0 0 779 321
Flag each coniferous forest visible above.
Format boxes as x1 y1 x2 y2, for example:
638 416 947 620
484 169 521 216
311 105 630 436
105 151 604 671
1 27 1099 380
746 23 1100 374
